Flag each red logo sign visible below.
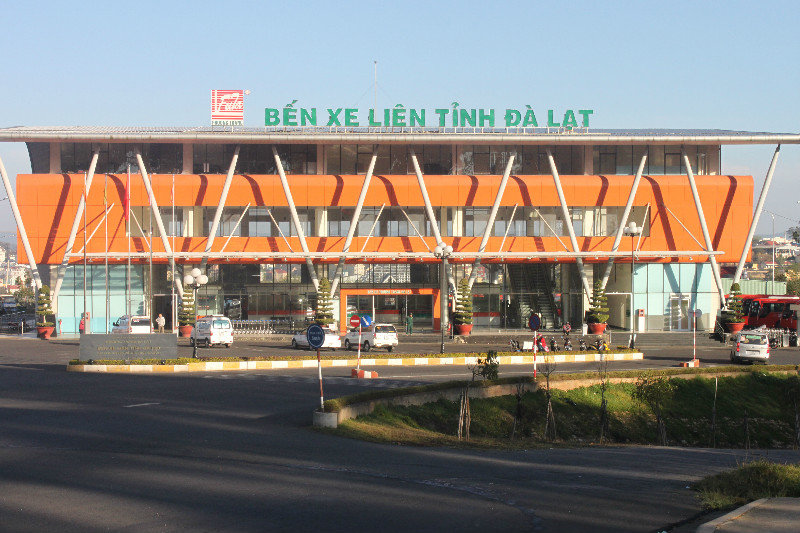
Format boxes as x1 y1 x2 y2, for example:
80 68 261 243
211 90 244 125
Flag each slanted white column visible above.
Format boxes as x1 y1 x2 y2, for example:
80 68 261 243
201 146 240 270
135 152 184 298
547 150 592 300
682 151 725 307
600 153 647 290
410 148 444 246
468 154 515 290
733 145 780 284
272 145 319 291
53 151 99 300
330 147 377 295
0 155 42 289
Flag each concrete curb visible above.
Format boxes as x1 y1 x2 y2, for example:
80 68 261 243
696 498 768 533
66 352 644 373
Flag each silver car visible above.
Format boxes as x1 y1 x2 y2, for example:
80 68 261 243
730 331 770 363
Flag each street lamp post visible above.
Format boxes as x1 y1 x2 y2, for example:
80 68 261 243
183 267 208 358
433 243 453 354
771 213 775 295
624 222 642 334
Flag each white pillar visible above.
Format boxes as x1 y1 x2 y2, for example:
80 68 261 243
272 146 319 291
182 144 193 174
49 143 61 173
468 154 515 289
682 151 725 307
135 152 184 298
331 148 377 295
410 148 444 246
201 146 240 270
600 153 647 290
546 150 592 300
0 155 42 289
733 145 780 284
53 151 99 300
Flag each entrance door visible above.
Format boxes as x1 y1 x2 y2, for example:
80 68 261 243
669 294 690 331
152 294 174 330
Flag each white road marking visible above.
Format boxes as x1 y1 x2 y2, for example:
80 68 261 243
123 402 161 408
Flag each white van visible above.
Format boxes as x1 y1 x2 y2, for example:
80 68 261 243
191 315 234 347
112 315 152 334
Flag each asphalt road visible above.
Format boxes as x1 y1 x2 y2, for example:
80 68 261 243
1 335 799 532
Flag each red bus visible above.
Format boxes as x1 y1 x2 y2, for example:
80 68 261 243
740 294 800 330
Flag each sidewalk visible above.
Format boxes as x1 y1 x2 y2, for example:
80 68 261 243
696 498 800 532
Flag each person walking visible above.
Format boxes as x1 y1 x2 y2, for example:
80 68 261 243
406 312 413 335
78 315 85 336
156 313 165 334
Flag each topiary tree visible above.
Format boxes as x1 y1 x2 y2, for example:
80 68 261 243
315 277 335 328
35 285 54 327
453 279 473 325
585 280 609 324
722 282 744 323
179 290 196 327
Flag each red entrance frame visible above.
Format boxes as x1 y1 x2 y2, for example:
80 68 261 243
338 287 441 334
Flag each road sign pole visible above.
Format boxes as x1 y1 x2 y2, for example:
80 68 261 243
317 347 324 410
357 324 362 370
693 308 697 362
533 329 538 379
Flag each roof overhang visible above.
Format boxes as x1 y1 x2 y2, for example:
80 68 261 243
1 127 798 145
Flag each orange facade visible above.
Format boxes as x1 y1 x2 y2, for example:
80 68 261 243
17 173 753 265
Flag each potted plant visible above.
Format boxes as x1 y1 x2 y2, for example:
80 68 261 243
35 285 55 340
453 279 474 335
315 278 336 329
585 280 609 334
722 282 746 333
178 290 196 337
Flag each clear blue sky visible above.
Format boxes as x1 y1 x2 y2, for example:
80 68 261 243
1 0 798 240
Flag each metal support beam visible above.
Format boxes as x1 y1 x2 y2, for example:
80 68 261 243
600 153 647 290
399 207 432 252
135 152 184 298
201 146 240 270
497 204 518 253
53 151 99 299
219 203 250 254
468 155 515 290
266 208 293 252
76 203 115 254
272 145 319 291
330 147 377 295
546 150 592 299
359 204 385 252
0 155 42 289
734 145 781 284
682 151 726 307
409 148 444 246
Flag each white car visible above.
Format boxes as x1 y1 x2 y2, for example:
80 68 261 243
191 315 233 348
292 328 341 350
112 315 151 334
343 323 399 352
730 331 770 364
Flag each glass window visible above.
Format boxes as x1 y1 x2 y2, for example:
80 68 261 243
465 207 490 237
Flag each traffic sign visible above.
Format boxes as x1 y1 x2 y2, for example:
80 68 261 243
360 314 373 327
528 313 541 331
350 314 361 328
306 324 326 349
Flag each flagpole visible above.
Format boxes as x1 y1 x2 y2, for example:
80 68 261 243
104 173 109 333
126 164 131 316
83 171 87 332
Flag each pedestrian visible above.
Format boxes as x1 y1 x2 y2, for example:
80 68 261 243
156 313 165 334
406 312 413 335
78 316 85 336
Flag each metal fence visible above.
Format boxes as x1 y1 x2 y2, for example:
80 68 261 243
231 318 310 336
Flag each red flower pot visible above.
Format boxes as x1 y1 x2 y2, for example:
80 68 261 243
179 324 193 338
725 322 745 334
588 322 607 335
37 326 54 340
454 323 473 336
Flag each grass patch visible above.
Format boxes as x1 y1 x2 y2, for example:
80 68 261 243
328 371 800 450
694 460 800 510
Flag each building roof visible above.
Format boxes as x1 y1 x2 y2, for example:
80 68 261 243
0 126 798 145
